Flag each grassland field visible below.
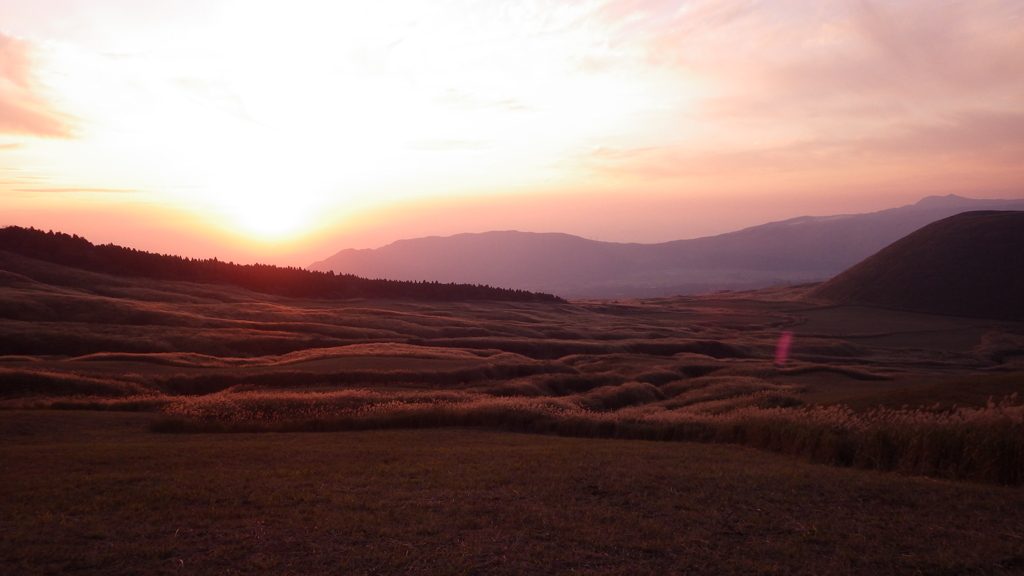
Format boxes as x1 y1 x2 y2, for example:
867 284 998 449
3 254 1024 574
4 411 1024 576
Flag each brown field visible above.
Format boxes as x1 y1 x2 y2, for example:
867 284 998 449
4 411 1024 576
3 256 1024 573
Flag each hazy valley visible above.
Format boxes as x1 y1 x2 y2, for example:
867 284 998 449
310 195 1024 298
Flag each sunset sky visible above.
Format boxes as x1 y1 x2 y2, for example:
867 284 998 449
2 0 1022 265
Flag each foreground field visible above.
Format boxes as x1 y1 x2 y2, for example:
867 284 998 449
4 251 1024 573
4 411 1024 576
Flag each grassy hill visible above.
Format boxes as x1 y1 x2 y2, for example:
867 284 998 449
807 211 1024 321
0 226 562 302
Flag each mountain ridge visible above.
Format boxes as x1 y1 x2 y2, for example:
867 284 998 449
310 194 1024 298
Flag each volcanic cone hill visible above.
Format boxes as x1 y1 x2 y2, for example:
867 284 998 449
807 211 1024 320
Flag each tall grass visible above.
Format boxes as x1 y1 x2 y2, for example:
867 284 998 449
144 386 1024 485
0 367 153 397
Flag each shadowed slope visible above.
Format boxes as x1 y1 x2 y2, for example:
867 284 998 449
0 227 562 302
807 211 1024 320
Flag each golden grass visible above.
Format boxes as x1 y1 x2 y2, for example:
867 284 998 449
69 343 517 368
0 367 153 397
4 252 1024 490
105 383 1024 485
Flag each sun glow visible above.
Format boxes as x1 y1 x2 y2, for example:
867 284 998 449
15 0 667 239
3 0 1023 254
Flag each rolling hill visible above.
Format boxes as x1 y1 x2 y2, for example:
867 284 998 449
806 211 1024 320
0 227 562 302
309 195 1024 298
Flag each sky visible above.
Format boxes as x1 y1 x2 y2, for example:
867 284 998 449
1 0 1022 265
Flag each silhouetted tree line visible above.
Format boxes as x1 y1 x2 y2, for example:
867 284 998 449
0 227 564 302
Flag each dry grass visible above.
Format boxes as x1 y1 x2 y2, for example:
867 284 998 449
98 382 1023 485
4 254 1024 489
4 410 1024 576
5 259 1024 572
0 367 153 397
830 371 1024 411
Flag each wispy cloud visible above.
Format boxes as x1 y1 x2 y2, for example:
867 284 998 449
0 32 76 138
564 0 1024 185
18 187 140 194
434 89 531 112
406 139 489 152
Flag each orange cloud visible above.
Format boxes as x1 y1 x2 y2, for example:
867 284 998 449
0 32 75 138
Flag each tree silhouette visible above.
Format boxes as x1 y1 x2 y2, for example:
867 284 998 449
0 227 564 303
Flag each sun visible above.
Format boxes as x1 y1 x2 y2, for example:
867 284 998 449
25 0 666 245
229 201 311 240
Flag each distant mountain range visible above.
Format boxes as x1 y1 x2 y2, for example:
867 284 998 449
309 195 1024 298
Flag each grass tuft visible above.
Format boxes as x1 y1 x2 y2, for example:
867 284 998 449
140 387 1024 485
